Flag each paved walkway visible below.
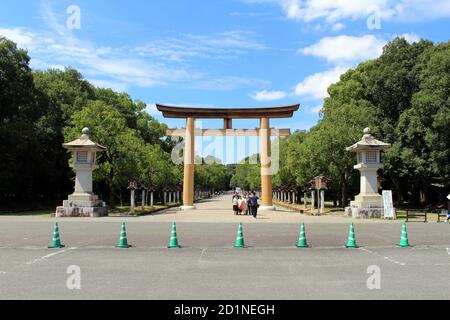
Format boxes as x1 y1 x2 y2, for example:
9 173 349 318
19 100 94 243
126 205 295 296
0 194 399 224
142 194 397 224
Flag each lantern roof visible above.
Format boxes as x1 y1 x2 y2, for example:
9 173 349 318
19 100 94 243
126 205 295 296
346 128 390 151
63 128 106 151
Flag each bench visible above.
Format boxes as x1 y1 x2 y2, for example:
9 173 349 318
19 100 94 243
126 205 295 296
437 209 449 223
405 209 428 222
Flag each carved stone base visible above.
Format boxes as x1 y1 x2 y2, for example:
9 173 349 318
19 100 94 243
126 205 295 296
351 193 383 209
56 205 108 217
345 207 382 219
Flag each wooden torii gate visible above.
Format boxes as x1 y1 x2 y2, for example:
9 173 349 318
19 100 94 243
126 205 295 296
156 104 300 210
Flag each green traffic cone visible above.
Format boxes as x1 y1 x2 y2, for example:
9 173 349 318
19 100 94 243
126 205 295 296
48 222 65 248
398 223 410 247
116 222 131 248
296 223 309 248
345 223 358 248
168 222 180 248
234 223 245 248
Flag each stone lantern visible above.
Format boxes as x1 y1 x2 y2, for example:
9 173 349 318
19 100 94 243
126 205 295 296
345 128 390 218
56 128 108 217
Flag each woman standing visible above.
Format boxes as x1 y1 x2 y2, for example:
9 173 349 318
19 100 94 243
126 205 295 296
238 196 247 215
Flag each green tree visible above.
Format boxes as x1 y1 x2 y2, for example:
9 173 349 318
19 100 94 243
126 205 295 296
0 38 50 201
392 42 450 202
34 68 95 124
230 154 260 191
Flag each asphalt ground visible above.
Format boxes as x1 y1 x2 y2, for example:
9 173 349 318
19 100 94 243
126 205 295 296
1 220 450 299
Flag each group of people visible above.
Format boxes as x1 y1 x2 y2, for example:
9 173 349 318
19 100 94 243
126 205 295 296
232 191 259 218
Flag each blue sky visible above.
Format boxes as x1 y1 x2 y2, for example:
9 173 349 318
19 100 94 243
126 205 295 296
1 0 449 162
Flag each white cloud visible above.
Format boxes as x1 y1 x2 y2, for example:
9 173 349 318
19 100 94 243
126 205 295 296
188 76 269 91
295 66 347 99
40 0 67 36
33 35 195 87
393 0 450 21
244 0 450 24
190 30 265 49
134 30 265 61
144 103 162 117
280 0 394 23
395 33 420 43
331 23 346 31
0 28 34 47
293 32 422 104
307 104 323 114
300 35 386 64
251 90 288 101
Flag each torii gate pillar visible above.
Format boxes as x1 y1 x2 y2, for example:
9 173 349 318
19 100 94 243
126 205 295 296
180 117 196 210
259 117 274 210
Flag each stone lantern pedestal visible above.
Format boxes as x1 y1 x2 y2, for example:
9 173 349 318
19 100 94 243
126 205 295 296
345 128 390 218
56 128 108 217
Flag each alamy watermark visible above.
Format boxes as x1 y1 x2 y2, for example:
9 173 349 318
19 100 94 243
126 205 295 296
366 265 381 290
366 5 382 30
66 5 81 30
169 120 280 174
66 265 81 290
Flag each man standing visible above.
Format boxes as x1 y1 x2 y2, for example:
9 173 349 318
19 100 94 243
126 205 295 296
249 192 259 218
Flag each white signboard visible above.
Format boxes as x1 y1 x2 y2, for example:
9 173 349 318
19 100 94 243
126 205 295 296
382 190 395 219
